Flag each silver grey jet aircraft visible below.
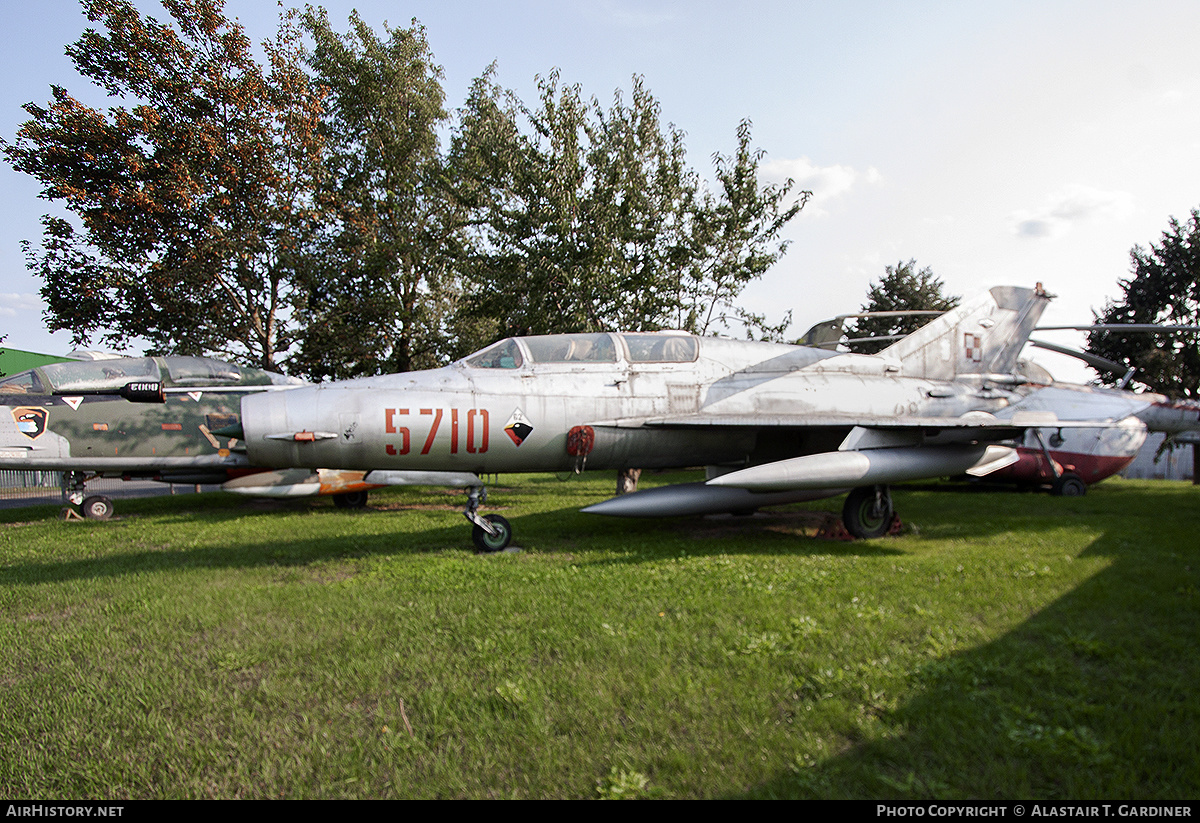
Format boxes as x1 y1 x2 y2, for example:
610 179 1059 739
237 284 1137 551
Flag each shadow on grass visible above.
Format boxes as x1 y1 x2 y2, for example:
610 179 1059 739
0 491 907 588
741 483 1200 799
1 478 1178 584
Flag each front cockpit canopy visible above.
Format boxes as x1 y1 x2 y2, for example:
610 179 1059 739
463 332 698 369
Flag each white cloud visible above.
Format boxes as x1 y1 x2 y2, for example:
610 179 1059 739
1010 184 1135 239
0 293 43 318
760 157 883 216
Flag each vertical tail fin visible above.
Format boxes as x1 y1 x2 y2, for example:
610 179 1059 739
881 285 1052 380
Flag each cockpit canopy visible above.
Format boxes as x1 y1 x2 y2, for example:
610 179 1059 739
463 333 698 369
0 356 305 395
160 356 304 387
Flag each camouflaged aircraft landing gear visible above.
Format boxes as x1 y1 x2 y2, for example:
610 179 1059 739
842 484 894 539
332 490 370 509
61 471 113 521
463 486 513 553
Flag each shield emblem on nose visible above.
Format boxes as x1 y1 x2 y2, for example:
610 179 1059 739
13 407 48 440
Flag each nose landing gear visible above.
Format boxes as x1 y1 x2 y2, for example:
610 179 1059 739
463 486 514 552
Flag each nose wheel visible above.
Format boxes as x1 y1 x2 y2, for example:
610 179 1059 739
463 486 514 552
471 514 512 552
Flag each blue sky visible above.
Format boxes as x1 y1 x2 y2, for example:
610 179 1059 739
3 0 1199 381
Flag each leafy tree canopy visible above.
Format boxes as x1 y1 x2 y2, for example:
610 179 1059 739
290 8 467 379
451 70 808 341
847 260 959 354
3 0 324 372
1087 209 1200 399
6 2 809 376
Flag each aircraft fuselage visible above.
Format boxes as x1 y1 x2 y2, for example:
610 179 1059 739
240 334 1012 477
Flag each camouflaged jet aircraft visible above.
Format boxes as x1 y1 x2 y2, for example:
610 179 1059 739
0 354 481 518
236 284 1142 551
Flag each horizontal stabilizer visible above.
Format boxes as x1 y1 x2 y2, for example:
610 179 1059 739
363 470 483 487
223 468 484 497
0 454 251 471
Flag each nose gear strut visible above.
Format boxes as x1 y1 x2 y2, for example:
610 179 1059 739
463 486 513 552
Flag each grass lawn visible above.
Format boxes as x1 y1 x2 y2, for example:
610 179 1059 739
1 473 1197 799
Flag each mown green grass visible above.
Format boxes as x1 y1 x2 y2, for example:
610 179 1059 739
1 473 1197 799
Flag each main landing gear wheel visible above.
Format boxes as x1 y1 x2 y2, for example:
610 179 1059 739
81 495 114 520
1051 472 1087 497
842 485 893 539
471 514 512 553
332 491 369 509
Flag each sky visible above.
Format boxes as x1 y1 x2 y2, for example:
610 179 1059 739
2 0 1199 383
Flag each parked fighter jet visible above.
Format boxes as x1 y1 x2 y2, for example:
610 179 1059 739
236 284 1135 550
1003 331 1200 492
801 313 1200 494
969 381 1199 494
0 354 480 518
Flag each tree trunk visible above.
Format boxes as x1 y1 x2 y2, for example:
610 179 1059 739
616 468 642 495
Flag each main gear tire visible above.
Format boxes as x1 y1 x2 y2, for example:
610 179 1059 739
332 491 369 509
842 486 893 539
1051 473 1087 497
81 495 114 521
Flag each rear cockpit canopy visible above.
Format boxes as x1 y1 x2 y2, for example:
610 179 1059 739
161 356 304 387
463 332 699 369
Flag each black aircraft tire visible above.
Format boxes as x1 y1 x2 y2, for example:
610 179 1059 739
81 495 114 521
1052 473 1087 497
472 514 513 553
842 486 892 539
332 491 369 509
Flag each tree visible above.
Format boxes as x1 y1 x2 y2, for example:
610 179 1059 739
2 0 324 372
1087 210 1200 484
846 260 960 354
1087 209 1200 400
451 71 670 337
673 120 808 339
450 70 807 340
291 9 467 380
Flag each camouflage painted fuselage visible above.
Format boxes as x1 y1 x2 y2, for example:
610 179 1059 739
0 356 302 480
